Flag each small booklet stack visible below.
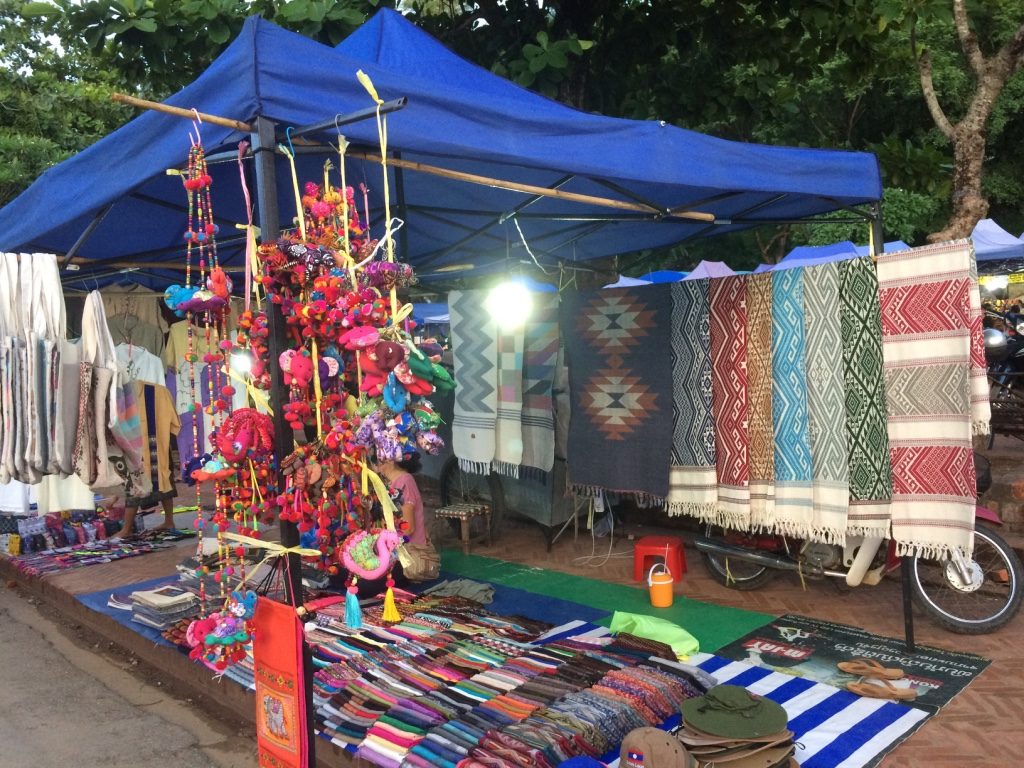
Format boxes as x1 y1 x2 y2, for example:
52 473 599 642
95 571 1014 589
130 584 200 630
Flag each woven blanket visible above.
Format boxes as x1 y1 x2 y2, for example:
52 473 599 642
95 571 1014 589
839 257 892 538
562 286 673 502
493 324 524 477
745 273 776 530
771 268 814 539
710 276 750 528
520 292 559 474
667 280 717 519
878 240 977 559
450 290 498 476
968 252 991 434
803 262 849 545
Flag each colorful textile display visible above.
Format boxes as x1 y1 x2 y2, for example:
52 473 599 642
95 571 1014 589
562 287 673 502
666 280 717 519
494 324 525 477
878 240 978 558
709 276 750 528
838 257 892 538
451 290 498 476
520 293 559 474
770 267 814 539
802 262 849 545
745 272 776 529
253 596 309 768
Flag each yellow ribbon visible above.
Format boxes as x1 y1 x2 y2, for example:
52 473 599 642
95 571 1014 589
312 338 323 438
222 531 323 587
278 143 306 241
353 460 411 569
357 70 398 318
227 369 271 415
337 136 359 291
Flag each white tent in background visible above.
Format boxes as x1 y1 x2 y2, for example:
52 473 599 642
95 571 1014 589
684 260 736 280
972 219 1024 262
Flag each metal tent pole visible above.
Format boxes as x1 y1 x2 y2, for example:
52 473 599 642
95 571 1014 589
868 200 916 654
250 115 318 760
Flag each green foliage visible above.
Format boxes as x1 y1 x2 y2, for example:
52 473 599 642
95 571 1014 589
0 0 131 205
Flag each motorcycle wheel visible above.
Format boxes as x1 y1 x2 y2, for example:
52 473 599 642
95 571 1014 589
908 523 1024 634
699 525 776 590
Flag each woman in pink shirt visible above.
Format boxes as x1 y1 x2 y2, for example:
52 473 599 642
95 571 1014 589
376 454 427 546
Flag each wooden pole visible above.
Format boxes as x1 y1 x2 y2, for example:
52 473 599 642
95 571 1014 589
112 93 717 222
346 150 717 222
111 92 254 133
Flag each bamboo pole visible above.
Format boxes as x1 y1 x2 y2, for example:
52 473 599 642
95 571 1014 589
112 93 717 222
111 92 254 133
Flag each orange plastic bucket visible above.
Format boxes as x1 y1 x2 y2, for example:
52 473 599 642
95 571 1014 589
647 563 674 608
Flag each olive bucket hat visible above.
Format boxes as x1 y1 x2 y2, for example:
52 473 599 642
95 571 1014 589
680 685 788 740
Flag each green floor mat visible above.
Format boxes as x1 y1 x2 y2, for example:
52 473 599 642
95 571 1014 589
440 550 774 652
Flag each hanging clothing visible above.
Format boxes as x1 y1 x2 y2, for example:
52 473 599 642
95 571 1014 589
107 315 165 358
117 343 165 386
36 473 95 515
126 382 179 508
103 284 169 335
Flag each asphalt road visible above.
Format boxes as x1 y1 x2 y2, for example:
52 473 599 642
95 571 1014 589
0 586 255 768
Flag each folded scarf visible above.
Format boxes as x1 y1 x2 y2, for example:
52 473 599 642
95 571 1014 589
770 267 814 538
802 261 849 545
666 280 717 519
839 256 892 538
745 272 776 530
878 240 978 559
450 290 498 476
709 275 750 529
562 287 673 502
520 292 559 474
493 325 525 477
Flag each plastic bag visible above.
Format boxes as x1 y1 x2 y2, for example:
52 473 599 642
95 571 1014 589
609 610 699 659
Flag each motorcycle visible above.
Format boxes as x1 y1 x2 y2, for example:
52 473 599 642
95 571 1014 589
985 320 1024 448
695 453 1023 634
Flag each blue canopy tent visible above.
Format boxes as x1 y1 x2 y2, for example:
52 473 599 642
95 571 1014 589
767 239 910 271
641 270 689 283
0 9 881 288
972 218 1024 262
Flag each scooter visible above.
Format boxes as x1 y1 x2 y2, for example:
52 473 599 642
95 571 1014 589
695 453 1023 634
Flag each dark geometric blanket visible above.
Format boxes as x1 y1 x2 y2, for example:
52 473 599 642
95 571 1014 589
561 286 673 502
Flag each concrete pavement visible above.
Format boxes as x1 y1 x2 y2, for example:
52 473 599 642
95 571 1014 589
0 585 256 768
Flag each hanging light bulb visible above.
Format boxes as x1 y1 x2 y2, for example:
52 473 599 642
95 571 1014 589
229 349 254 374
486 280 533 328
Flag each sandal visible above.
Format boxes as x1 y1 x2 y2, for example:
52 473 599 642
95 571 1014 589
837 658 904 680
847 679 918 701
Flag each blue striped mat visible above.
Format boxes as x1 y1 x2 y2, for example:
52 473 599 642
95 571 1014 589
540 621 930 768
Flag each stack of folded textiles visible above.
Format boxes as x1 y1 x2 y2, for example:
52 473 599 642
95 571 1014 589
300 594 712 768
130 584 200 630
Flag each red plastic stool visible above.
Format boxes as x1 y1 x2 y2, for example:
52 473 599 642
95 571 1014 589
633 535 687 582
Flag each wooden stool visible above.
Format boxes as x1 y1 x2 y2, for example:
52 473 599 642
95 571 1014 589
633 535 687 582
434 503 491 555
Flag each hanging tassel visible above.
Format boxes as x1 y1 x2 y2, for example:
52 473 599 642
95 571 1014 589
345 580 362 629
382 575 401 623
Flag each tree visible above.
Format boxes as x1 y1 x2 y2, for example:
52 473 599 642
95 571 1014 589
899 0 1024 240
0 0 130 205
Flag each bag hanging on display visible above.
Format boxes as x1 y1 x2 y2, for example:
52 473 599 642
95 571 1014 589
253 596 309 768
402 542 440 582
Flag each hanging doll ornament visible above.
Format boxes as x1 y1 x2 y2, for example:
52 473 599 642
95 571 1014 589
186 589 258 672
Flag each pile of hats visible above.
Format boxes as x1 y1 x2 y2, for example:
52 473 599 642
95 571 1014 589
677 684 795 768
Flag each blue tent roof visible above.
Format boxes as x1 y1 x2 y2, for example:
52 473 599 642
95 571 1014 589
972 219 1024 262
641 270 689 283
0 10 881 286
772 239 909 271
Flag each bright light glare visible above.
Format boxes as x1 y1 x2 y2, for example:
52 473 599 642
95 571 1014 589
230 350 254 374
486 282 533 328
982 275 1009 290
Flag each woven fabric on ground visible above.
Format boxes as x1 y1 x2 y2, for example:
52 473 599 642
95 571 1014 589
877 240 978 559
562 286 673 502
666 280 717 519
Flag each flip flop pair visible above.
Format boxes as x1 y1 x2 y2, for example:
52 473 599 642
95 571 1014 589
839 658 917 701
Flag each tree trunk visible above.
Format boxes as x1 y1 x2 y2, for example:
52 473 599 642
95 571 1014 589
927 121 989 243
